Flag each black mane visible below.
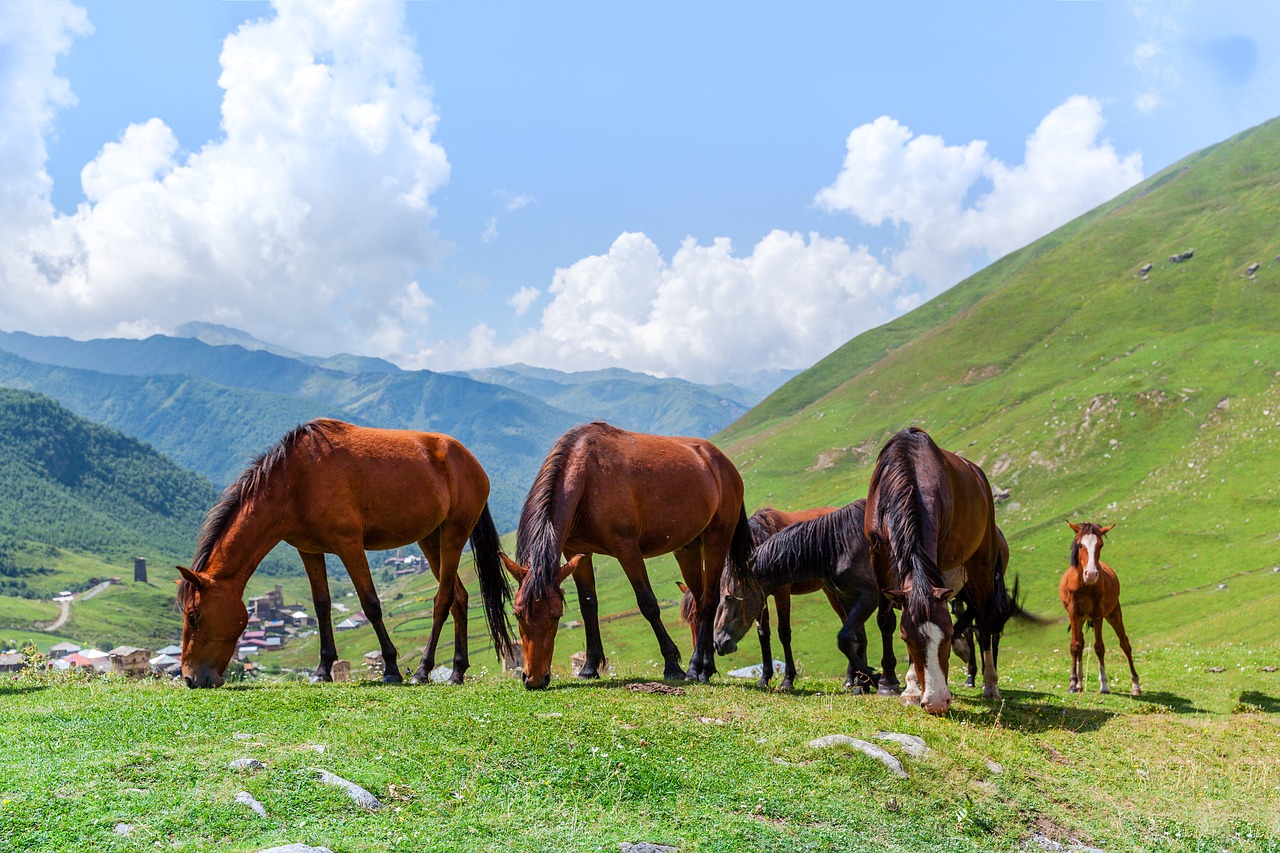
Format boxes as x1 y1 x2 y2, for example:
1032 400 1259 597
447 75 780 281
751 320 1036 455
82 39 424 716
751 501 866 591
872 428 944 625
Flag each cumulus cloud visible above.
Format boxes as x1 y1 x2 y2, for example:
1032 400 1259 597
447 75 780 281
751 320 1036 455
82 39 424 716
816 96 1142 291
0 0 449 354
421 230 900 385
507 286 540 316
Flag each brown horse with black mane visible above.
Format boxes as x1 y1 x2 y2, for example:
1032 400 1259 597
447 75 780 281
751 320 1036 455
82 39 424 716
500 422 752 689
1061 522 1140 695
864 427 1007 715
176 419 513 688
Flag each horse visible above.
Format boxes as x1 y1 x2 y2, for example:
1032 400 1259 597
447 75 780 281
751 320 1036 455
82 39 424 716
711 500 900 694
499 421 752 689
1061 522 1141 695
176 419 514 688
864 426 1006 715
674 505 837 688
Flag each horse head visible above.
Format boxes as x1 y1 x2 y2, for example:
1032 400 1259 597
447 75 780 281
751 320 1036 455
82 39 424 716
885 583 957 715
500 553 584 690
176 566 248 689
1068 522 1113 586
712 568 764 656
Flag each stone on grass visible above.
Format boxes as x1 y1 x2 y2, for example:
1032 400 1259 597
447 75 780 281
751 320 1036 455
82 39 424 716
228 757 266 771
874 732 929 758
314 769 382 810
257 846 334 853
807 735 908 779
235 791 267 817
113 824 132 837
726 661 784 680
621 844 680 853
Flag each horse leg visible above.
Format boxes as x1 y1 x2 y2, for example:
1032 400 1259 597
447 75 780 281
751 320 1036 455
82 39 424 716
756 599 774 689
836 591 878 695
977 628 1000 700
1068 616 1085 693
672 544 710 682
570 554 605 678
424 521 473 685
619 551 684 681
875 598 900 696
300 550 337 682
409 529 447 684
336 546 401 683
776 591 800 691
1106 604 1141 695
1093 617 1110 694
446 574 469 684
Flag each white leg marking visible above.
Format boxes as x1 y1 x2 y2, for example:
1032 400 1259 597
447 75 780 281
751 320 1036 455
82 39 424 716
901 665 922 706
1098 662 1109 694
919 622 951 711
982 647 1000 700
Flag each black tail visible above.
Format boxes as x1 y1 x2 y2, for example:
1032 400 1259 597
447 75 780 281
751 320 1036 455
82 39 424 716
875 436 939 625
728 503 754 580
470 503 515 659
992 570 1051 631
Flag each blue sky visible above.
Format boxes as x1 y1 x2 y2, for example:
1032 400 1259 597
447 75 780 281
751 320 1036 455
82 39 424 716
3 1 1278 385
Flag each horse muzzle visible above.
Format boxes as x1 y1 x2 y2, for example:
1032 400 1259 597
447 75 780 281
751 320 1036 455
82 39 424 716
713 635 738 656
184 670 225 689
523 672 551 691
1082 569 1100 585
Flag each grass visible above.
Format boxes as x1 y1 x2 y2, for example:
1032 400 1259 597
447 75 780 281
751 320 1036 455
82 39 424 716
2 647 1278 853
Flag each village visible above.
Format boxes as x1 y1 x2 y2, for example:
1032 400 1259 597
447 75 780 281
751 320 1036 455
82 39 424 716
0 552 432 681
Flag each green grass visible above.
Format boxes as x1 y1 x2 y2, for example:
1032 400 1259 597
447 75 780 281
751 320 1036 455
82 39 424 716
2 649 1278 852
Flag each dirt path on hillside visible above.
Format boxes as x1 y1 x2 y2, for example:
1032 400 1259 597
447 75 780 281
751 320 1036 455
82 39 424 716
43 581 113 632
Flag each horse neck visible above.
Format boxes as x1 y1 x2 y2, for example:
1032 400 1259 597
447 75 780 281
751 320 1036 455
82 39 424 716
203 491 288 593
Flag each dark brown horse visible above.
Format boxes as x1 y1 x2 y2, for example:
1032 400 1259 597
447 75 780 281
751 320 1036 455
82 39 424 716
711 500 899 693
864 427 1005 715
1061 522 1141 695
676 505 836 688
500 422 752 689
176 419 513 688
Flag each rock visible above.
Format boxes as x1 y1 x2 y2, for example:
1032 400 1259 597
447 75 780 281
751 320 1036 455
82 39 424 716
986 759 1004 774
258 846 335 853
228 758 266 771
621 844 680 853
727 661 784 679
807 735 908 778
1208 666 1225 673
330 660 350 682
874 732 929 758
991 486 1011 502
314 769 382 810
235 791 267 817
429 666 454 683
1247 262 1260 275
113 824 132 837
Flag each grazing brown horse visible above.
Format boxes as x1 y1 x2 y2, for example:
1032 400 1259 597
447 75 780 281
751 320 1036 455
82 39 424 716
675 505 837 688
864 427 1006 715
177 419 513 688
711 500 899 693
500 422 752 689
1061 522 1141 695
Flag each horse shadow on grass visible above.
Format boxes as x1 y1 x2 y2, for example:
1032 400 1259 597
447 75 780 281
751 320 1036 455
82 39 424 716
0 683 47 696
1237 691 1280 713
1131 690 1209 715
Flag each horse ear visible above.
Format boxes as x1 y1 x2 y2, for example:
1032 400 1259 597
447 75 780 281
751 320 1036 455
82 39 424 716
882 588 907 608
676 581 689 595
931 586 958 603
556 554 585 586
176 566 208 589
499 553 527 583
1067 522 1081 534
1100 524 1115 535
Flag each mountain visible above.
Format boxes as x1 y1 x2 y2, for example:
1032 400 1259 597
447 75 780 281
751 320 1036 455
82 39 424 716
172 322 403 374
0 388 217 580
453 363 758 437
715 115 1280 650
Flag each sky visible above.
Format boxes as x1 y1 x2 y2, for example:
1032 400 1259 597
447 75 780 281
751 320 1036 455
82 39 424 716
2 1 1278 387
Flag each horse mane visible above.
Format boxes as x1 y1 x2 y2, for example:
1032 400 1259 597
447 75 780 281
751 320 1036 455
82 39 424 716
747 508 790 544
517 422 609 601
751 501 866 591
189 419 336 576
871 428 944 626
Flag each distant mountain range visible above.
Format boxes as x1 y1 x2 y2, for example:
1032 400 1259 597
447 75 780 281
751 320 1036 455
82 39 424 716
0 326 763 529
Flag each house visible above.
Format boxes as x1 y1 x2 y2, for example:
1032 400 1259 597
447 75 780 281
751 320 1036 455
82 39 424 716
0 652 25 672
149 653 181 675
107 646 152 677
49 642 82 659
63 652 109 671
336 612 369 631
155 644 182 657
290 611 313 627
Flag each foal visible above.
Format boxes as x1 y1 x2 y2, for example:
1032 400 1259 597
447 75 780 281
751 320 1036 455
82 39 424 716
1060 522 1141 695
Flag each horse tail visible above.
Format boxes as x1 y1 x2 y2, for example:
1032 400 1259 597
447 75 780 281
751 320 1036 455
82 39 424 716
469 503 515 658
728 503 754 580
874 432 939 626
677 583 698 626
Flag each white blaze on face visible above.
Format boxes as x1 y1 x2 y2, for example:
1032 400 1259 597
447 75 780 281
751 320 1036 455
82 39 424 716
919 621 951 711
1080 533 1100 582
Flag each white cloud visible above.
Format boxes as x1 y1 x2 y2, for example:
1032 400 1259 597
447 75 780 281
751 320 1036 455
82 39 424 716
816 96 1142 291
507 286 540 316
503 193 533 212
421 230 900 385
0 0 449 354
1129 0 1186 113
482 217 498 243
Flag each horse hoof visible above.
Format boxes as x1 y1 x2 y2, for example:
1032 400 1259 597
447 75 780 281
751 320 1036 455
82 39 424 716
983 688 1001 701
448 674 465 686
756 679 770 689
576 669 600 680
664 668 687 682
964 678 976 689
849 685 867 696
382 673 404 684
408 672 429 685
779 680 795 692
1068 685 1081 694
1131 687 1142 696
308 673 331 684
877 684 901 697
1099 687 1111 695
